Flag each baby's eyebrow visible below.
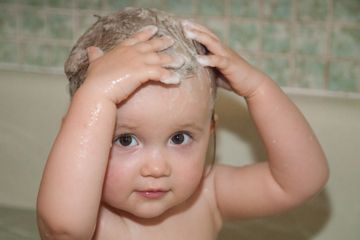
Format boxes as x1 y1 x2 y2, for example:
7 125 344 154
115 122 139 131
175 122 204 132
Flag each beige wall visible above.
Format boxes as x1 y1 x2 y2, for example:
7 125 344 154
215 88 360 239
0 70 68 209
0 70 359 239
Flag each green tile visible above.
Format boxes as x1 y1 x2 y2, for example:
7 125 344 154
262 23 290 53
332 25 360 58
165 0 194 15
21 42 51 66
293 57 325 89
297 0 328 21
229 20 259 52
76 13 99 39
334 0 360 22
134 0 164 10
263 0 292 20
0 0 18 4
230 0 259 18
200 17 226 42
78 0 102 10
46 0 73 8
0 41 18 63
106 0 135 10
20 8 46 37
198 0 225 16
46 13 74 40
49 45 72 68
260 57 291 86
295 23 326 55
18 0 44 6
329 60 359 92
0 6 17 38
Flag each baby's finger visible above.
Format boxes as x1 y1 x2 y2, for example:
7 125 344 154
135 35 175 52
145 66 181 85
121 25 158 46
162 54 185 69
181 20 219 41
183 28 224 56
145 52 185 69
196 54 230 69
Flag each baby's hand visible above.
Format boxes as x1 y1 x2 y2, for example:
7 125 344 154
83 25 184 104
182 20 266 97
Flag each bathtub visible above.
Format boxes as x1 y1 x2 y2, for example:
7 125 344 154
1 69 359 239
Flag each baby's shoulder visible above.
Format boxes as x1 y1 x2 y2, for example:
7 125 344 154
200 165 224 220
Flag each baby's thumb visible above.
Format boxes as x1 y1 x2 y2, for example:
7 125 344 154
86 46 104 62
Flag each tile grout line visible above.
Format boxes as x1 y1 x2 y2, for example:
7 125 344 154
324 0 334 90
289 0 298 87
223 0 230 45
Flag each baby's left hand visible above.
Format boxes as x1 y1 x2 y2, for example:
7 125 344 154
182 20 266 97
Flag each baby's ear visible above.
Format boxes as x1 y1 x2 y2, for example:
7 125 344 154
86 46 104 62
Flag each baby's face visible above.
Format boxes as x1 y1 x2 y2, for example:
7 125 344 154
102 75 213 219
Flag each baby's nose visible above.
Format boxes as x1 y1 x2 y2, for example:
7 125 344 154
140 148 171 178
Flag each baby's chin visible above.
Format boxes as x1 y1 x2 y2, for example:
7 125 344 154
119 201 177 221
112 192 193 220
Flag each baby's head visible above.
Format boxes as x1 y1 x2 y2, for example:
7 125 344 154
64 7 217 108
64 8 218 218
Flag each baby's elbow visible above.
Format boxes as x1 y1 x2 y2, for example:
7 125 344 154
299 156 330 204
312 155 330 195
37 212 94 240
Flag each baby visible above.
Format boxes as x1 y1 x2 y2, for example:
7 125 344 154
37 7 329 240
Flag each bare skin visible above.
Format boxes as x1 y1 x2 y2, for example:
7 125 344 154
37 22 329 240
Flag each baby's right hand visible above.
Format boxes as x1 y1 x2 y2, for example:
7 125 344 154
82 25 182 104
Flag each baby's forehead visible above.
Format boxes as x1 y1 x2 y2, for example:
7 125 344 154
118 76 212 117
115 77 213 132
145 74 211 100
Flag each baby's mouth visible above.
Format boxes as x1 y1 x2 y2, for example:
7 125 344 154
136 189 170 199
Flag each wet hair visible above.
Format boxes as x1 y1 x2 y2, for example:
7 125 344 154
64 7 217 101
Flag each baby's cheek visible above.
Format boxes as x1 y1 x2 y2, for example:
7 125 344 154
178 155 206 187
102 159 132 199
102 166 119 199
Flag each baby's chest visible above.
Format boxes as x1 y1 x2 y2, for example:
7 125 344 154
128 219 216 240
95 204 220 240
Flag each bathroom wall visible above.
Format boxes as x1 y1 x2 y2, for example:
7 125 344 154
0 0 359 93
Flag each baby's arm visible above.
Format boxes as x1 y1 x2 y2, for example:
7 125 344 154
182 21 329 219
37 26 178 239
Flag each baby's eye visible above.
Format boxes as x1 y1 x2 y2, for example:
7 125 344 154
114 134 138 147
170 132 192 145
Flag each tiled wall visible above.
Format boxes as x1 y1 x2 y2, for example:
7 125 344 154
0 0 359 94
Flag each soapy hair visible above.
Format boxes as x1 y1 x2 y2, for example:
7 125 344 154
64 7 217 99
